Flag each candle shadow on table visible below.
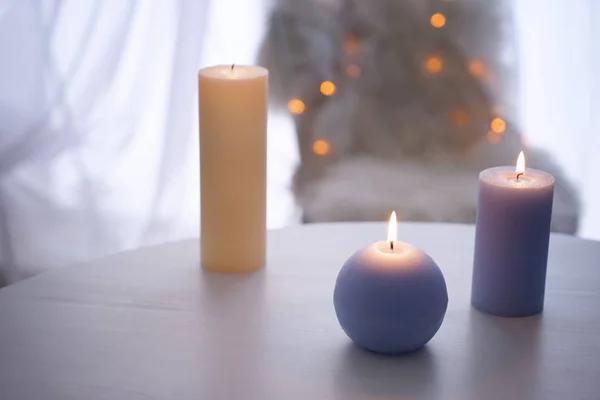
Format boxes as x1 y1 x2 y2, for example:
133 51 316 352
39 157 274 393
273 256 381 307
463 308 544 400
334 343 439 400
199 268 267 305
198 269 268 399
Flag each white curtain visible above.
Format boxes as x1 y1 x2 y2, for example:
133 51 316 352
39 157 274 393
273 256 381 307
513 0 598 239
0 0 211 282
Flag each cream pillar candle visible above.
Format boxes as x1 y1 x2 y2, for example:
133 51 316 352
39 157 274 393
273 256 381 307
198 65 268 273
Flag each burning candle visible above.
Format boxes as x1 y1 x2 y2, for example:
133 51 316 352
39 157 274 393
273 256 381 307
198 65 268 273
334 212 448 354
471 151 555 317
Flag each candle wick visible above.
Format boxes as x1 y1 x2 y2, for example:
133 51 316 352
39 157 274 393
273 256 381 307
231 64 235 71
516 172 523 181
390 241 394 250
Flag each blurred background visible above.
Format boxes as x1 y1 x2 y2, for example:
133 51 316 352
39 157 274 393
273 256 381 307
0 0 597 283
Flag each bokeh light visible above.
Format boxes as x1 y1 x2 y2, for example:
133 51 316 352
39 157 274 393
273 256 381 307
346 64 361 78
451 109 470 127
344 35 359 56
313 139 331 156
320 81 336 96
468 60 485 77
430 13 446 28
491 117 506 133
425 56 443 74
288 99 305 115
487 131 502 144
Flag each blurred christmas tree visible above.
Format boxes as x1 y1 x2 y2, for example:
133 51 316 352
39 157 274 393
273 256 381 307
259 0 579 233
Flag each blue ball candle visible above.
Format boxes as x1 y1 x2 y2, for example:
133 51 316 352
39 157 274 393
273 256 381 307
334 212 448 355
472 151 555 317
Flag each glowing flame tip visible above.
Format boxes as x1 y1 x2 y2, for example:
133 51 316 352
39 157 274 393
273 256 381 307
516 151 526 174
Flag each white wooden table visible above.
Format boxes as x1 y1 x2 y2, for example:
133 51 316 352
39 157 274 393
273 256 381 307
0 223 599 400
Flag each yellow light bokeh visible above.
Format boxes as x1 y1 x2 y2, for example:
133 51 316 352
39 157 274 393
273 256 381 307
320 81 336 96
288 99 305 115
344 35 359 56
491 117 506 133
468 60 485 77
425 56 443 74
430 13 446 28
346 64 361 78
487 131 502 144
313 139 331 156
451 109 470 127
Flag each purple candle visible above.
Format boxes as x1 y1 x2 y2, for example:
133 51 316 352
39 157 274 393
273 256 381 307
334 212 448 354
472 152 555 317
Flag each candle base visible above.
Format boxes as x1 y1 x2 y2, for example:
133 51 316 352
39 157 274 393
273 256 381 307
471 298 543 318
201 247 265 274
202 264 264 274
200 231 266 274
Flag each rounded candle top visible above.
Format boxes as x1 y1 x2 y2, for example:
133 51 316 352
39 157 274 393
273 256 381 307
480 167 554 189
349 240 436 272
342 212 438 272
480 152 554 189
198 65 268 80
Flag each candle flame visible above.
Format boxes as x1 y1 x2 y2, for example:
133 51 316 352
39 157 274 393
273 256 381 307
387 211 397 250
516 151 526 174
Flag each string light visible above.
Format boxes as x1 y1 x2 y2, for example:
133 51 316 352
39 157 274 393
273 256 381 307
344 35 359 56
346 64 361 78
320 81 336 96
491 117 506 133
313 139 331 156
468 60 485 77
288 99 305 115
451 109 470 127
487 131 502 144
425 56 443 74
430 13 446 28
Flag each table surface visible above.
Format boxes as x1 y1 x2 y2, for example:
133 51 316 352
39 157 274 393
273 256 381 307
0 222 599 400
